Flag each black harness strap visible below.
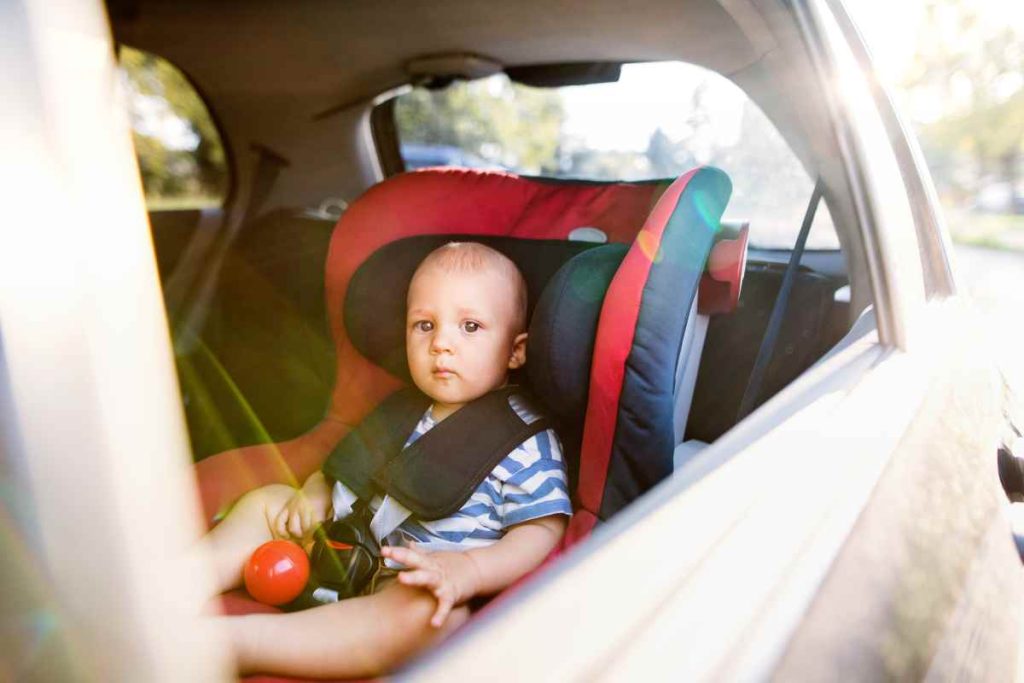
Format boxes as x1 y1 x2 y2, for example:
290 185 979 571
322 386 549 520
737 178 825 421
322 388 430 501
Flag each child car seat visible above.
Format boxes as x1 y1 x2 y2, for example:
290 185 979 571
215 167 744 681
196 167 744 537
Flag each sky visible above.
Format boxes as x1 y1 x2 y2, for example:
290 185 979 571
851 0 1024 82
558 62 744 152
845 2 924 82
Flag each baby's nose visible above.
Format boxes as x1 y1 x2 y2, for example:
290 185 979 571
430 328 454 353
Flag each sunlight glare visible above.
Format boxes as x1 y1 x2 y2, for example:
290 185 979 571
560 62 745 152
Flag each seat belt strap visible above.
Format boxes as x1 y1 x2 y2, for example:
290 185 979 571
172 144 289 347
332 481 412 567
737 178 824 420
331 481 361 521
332 481 412 569
163 207 223 324
369 495 414 543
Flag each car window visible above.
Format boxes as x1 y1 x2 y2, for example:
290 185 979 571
118 46 229 211
811 5 926 319
389 62 839 250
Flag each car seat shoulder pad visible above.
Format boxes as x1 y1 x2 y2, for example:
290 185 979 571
322 386 550 520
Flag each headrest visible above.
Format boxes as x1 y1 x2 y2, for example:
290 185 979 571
344 235 602 382
571 166 733 541
526 244 628 420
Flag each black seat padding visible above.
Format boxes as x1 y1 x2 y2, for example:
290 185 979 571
685 263 843 443
527 244 629 490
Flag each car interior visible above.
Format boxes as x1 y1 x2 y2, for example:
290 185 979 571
105 0 873 668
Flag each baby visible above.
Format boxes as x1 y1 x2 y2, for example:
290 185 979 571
204 242 571 678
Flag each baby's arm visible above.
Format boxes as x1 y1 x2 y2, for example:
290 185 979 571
381 514 567 626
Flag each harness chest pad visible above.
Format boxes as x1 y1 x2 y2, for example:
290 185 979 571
322 387 550 520
321 389 430 502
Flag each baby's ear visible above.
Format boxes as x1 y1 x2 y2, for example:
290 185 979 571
508 332 528 370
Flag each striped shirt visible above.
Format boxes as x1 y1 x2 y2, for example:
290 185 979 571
333 407 572 553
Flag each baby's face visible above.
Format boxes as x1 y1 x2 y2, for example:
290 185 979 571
406 263 526 419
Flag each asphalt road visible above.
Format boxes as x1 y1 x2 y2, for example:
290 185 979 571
953 245 1024 391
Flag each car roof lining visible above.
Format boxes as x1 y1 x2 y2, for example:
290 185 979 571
110 0 770 111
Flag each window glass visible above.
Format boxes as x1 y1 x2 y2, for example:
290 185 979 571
392 62 839 249
819 5 926 311
118 46 229 210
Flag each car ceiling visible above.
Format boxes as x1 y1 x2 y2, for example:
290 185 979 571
109 0 773 117
105 0 819 210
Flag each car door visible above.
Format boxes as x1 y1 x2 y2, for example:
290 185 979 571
0 1 230 679
405 1 1021 679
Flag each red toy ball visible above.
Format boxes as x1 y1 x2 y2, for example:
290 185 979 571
243 539 310 606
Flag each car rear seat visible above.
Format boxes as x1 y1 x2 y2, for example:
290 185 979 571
149 208 208 278
686 262 846 443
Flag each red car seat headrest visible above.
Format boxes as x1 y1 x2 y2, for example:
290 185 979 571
195 168 739 538
324 169 670 429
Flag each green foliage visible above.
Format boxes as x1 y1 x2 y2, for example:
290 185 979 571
119 46 228 208
904 0 1023 207
945 211 1024 251
395 76 565 174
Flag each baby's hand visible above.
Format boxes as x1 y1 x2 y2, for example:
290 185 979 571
273 472 331 540
381 546 480 628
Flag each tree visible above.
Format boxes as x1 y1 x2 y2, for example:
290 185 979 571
903 0 1024 210
120 46 228 205
645 128 678 177
394 76 565 174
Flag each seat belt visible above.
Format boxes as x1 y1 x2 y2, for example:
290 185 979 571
332 480 412 545
163 206 222 321
172 144 289 352
737 178 824 421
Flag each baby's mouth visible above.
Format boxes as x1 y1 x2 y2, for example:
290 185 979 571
432 366 456 379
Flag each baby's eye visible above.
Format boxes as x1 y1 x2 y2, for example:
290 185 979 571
413 320 434 332
462 321 480 333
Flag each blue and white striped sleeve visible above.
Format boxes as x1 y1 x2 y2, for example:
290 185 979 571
498 428 573 527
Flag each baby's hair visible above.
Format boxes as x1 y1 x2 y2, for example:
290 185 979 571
414 242 528 331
